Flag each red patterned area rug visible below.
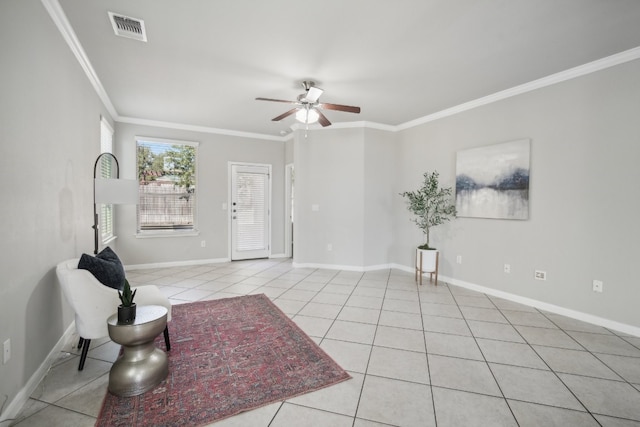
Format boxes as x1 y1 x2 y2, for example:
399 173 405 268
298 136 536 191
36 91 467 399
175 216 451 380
96 294 351 426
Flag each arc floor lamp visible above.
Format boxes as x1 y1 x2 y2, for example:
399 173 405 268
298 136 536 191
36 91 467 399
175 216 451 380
93 153 138 254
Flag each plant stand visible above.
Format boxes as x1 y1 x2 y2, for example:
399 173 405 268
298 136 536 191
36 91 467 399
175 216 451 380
415 249 439 286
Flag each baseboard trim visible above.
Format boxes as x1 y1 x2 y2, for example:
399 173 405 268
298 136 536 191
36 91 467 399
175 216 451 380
292 262 394 272
269 253 287 259
389 262 640 337
125 257 230 271
439 274 640 338
126 255 291 271
0 323 76 424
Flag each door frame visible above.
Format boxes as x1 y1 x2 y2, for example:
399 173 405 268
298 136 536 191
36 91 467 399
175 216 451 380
228 161 272 261
284 163 294 258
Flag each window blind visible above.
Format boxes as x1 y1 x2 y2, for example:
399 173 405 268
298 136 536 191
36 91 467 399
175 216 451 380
99 117 114 241
236 172 266 251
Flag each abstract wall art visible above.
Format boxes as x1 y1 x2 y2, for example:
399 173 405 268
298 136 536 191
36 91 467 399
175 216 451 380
455 139 530 220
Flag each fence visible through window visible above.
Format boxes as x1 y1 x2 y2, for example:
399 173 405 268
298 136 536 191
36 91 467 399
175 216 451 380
138 182 195 230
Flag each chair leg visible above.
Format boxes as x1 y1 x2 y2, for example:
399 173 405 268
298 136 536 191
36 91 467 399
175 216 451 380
78 338 91 371
78 337 85 350
163 325 171 351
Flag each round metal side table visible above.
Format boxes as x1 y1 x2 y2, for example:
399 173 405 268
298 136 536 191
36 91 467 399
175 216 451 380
107 305 168 397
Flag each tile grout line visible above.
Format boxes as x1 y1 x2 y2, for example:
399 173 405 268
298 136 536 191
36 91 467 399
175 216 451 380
417 276 442 427
492 300 601 425
350 269 391 427
451 289 523 426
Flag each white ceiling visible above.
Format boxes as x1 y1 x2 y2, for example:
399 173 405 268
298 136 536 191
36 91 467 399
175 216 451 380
56 0 640 137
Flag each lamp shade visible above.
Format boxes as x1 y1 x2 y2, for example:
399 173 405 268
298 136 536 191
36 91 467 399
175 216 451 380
94 179 139 204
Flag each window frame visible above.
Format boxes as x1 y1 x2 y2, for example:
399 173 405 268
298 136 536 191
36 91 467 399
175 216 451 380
135 136 199 237
99 117 116 245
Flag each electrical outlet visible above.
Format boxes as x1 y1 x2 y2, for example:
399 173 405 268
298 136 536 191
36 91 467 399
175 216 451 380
593 280 603 293
327 243 333 251
3 339 10 364
534 270 547 281
504 264 511 273
201 240 206 248
456 255 462 264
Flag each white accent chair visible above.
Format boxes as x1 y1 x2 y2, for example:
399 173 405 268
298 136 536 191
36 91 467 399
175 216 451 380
56 258 172 370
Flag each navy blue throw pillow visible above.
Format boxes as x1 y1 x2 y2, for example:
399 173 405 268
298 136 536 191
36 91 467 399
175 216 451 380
78 246 125 290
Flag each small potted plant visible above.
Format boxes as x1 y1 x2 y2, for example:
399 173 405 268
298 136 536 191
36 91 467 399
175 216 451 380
117 279 137 324
400 171 456 283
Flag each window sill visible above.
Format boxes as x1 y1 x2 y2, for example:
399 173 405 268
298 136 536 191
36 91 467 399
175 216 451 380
102 235 117 245
135 229 200 239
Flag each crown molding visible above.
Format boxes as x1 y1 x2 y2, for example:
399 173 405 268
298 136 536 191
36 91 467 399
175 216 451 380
117 116 285 142
397 46 640 131
290 120 396 133
41 0 118 119
332 121 397 132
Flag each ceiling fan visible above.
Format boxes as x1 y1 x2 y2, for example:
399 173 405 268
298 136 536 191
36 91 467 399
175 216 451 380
256 81 361 127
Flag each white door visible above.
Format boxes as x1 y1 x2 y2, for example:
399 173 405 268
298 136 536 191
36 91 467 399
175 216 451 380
231 163 271 260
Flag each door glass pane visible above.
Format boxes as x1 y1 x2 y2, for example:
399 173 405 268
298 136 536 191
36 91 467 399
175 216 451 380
236 172 266 251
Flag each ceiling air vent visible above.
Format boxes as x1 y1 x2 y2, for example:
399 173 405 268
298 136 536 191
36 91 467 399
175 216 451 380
108 12 147 42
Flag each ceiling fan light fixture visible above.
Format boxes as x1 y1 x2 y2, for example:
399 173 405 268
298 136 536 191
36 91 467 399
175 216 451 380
296 108 319 124
257 82 359 128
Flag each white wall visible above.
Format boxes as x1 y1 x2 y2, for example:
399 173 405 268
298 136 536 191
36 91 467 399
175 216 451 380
363 128 397 267
393 58 640 327
293 128 366 266
285 137 294 165
0 0 112 417
293 127 396 268
113 123 286 265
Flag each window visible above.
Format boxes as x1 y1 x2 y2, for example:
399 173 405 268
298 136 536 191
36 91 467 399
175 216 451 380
99 117 115 243
136 138 198 233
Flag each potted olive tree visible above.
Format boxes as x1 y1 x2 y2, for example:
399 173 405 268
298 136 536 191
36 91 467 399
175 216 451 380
400 171 456 284
117 279 137 324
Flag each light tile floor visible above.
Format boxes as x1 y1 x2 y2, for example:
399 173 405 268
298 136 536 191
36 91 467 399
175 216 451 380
11 258 640 426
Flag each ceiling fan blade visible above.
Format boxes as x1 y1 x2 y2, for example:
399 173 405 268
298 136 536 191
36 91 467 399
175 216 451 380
317 110 331 127
272 108 299 122
256 97 298 104
319 103 361 114
304 87 323 103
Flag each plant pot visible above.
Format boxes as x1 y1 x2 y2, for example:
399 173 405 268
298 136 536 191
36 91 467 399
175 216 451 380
117 303 137 324
415 248 439 285
416 248 438 271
